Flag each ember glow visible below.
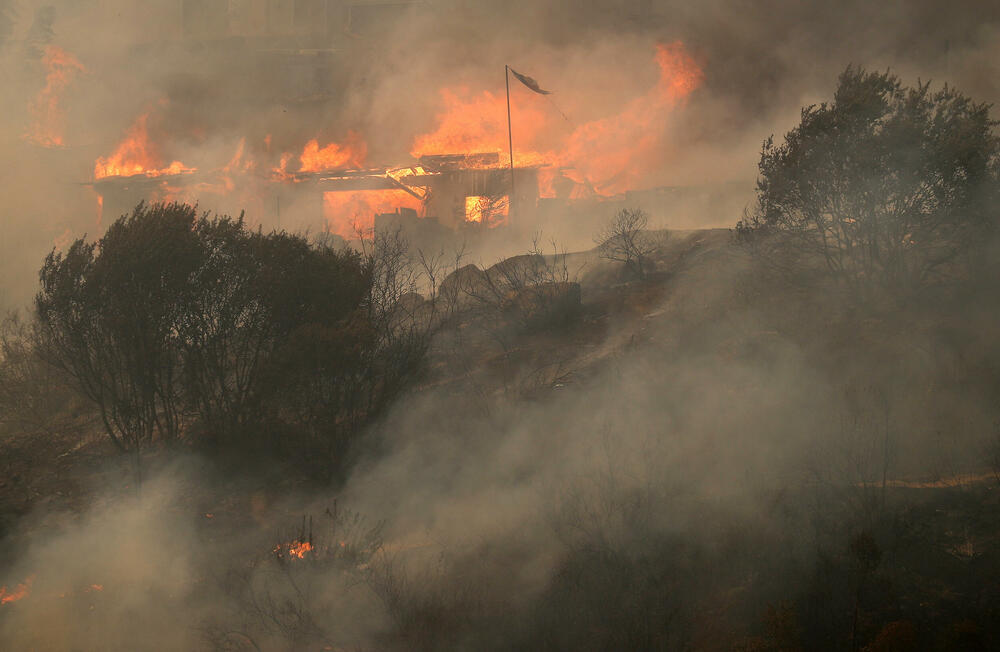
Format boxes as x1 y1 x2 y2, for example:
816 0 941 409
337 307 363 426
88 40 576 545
25 46 86 148
274 540 314 559
0 575 35 606
94 112 195 180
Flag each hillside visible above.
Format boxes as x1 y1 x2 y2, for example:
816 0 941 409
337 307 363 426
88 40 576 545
3 225 998 650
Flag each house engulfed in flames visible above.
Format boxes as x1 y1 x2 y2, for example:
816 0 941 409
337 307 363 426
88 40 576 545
317 152 539 229
93 151 540 237
86 0 546 236
80 1 708 238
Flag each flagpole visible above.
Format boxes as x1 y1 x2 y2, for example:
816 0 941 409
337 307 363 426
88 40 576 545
505 64 515 221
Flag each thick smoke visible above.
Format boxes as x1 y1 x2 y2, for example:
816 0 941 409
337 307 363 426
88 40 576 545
1 1 999 649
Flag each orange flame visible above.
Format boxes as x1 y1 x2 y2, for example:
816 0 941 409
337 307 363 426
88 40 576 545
271 152 294 180
299 133 367 173
274 540 314 559
88 43 701 227
289 541 313 558
465 196 486 223
555 42 703 194
322 190 424 238
25 46 85 147
273 133 368 180
94 112 195 180
410 42 702 196
0 575 35 605
411 88 549 166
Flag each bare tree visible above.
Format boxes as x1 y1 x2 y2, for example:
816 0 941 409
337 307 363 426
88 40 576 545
595 208 658 279
0 312 86 438
414 240 467 328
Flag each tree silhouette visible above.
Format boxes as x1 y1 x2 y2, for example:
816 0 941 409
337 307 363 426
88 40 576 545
737 66 1000 305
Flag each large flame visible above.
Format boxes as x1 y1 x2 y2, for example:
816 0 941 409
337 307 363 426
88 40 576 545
272 133 368 180
555 42 703 194
410 42 702 196
25 46 85 148
411 89 549 166
90 43 701 226
323 190 424 238
94 112 195 180
299 133 367 173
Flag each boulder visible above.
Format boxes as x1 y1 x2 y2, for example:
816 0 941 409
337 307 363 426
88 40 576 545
502 281 582 331
438 264 490 304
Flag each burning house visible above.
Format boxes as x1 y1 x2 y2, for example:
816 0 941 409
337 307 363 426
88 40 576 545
318 152 540 229
84 0 551 235
93 151 541 238
79 11 708 242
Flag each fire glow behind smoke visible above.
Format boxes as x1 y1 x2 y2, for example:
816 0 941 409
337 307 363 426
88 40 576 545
410 42 703 194
557 42 704 194
323 190 424 238
25 46 85 148
0 576 34 606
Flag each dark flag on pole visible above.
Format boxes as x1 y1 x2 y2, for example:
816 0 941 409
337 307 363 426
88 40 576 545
504 65 551 219
508 68 551 95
